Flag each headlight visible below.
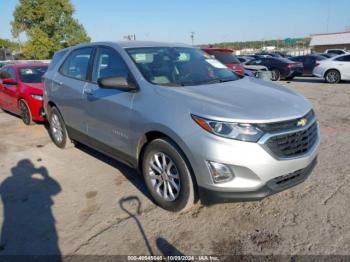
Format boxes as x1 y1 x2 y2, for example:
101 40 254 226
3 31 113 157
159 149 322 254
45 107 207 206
31 94 43 101
191 114 264 142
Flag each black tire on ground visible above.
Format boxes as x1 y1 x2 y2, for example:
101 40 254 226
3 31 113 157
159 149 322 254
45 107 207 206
19 99 34 125
325 69 341 84
48 107 74 149
142 138 197 212
271 69 281 81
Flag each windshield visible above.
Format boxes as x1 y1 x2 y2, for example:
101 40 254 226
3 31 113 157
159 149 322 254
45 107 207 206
127 47 239 86
18 66 47 83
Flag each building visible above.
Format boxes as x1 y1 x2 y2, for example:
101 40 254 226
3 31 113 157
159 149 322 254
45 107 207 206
310 31 350 52
0 47 13 61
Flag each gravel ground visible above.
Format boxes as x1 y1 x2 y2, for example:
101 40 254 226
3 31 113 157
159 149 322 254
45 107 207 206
0 77 349 258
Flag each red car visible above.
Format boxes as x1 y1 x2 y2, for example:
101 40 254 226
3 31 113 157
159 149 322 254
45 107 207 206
201 47 245 76
0 63 48 125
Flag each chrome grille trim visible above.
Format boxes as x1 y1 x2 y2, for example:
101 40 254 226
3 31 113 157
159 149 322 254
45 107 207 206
258 117 320 160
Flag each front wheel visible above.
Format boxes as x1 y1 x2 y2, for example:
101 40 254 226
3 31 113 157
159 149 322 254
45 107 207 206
19 99 33 125
142 138 197 212
48 107 74 149
325 70 341 84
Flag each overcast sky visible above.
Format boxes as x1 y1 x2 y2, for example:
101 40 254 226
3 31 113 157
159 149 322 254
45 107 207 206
1 0 350 44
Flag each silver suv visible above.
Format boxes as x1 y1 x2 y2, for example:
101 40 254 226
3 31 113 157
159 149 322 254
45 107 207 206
43 41 320 211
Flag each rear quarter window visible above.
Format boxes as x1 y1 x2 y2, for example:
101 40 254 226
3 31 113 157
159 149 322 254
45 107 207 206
48 50 69 71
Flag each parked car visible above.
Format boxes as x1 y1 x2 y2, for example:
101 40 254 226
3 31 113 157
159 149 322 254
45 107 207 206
0 63 48 124
43 42 320 211
325 49 348 56
313 53 350 83
317 53 337 59
237 56 254 64
201 48 245 76
290 54 327 76
245 57 304 81
238 56 272 80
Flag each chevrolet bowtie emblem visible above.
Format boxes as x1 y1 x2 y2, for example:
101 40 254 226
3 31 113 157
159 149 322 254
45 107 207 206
297 118 307 127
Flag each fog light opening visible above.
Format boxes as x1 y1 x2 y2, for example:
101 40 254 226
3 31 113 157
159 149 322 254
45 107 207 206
208 161 234 183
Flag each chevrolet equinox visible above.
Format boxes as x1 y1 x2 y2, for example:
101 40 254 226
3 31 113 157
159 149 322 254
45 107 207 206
43 42 320 211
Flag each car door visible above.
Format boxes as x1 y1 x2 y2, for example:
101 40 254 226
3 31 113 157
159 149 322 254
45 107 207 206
52 47 93 133
304 56 316 75
336 55 350 79
83 46 136 156
1 66 20 113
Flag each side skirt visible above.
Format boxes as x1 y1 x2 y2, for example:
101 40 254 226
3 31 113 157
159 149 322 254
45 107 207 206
66 126 138 169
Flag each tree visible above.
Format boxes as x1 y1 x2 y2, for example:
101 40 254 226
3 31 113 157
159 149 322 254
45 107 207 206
0 38 19 51
11 0 90 59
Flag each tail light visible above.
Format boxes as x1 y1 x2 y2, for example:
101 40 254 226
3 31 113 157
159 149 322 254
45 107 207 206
315 62 320 67
288 63 303 68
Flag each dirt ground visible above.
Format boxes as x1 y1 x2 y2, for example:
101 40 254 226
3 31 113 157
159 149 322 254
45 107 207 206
0 77 349 258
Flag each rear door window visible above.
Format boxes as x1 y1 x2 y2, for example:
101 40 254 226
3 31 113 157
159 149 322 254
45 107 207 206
60 47 93 81
336 55 350 62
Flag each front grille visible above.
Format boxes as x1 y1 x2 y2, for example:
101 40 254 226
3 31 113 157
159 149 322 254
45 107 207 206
265 121 318 158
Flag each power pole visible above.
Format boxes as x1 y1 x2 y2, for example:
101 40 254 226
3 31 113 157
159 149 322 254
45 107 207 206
326 0 330 32
190 32 195 45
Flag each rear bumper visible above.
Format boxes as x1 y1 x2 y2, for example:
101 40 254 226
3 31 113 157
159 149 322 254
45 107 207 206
312 67 325 78
199 157 317 204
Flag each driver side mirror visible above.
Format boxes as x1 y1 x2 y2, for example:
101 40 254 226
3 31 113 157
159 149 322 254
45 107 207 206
97 76 138 92
2 78 17 85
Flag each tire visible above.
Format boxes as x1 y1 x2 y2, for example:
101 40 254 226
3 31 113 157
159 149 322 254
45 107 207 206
19 99 33 125
48 107 74 149
271 69 281 81
325 69 341 84
142 138 196 212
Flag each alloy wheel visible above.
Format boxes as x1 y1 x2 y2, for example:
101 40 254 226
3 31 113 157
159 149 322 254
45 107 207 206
19 100 31 125
148 152 181 201
51 113 64 143
326 71 339 83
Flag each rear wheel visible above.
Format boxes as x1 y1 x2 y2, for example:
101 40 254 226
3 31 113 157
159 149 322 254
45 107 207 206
271 69 281 81
48 107 74 149
142 138 196 212
325 69 341 84
19 99 33 125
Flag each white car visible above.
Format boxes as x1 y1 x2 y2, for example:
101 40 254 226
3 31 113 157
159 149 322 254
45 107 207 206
325 49 348 56
313 54 350 83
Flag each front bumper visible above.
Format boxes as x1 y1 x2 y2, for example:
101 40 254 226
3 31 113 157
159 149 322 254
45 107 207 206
183 118 320 203
199 157 317 204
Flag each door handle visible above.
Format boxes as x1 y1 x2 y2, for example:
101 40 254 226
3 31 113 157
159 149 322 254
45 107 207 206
83 88 94 96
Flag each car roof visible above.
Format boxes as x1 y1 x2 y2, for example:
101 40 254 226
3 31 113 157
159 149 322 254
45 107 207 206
71 41 192 49
7 63 48 68
201 47 233 53
3 63 48 69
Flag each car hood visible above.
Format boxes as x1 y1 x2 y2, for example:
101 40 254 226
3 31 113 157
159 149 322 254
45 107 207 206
24 83 44 93
157 77 312 123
